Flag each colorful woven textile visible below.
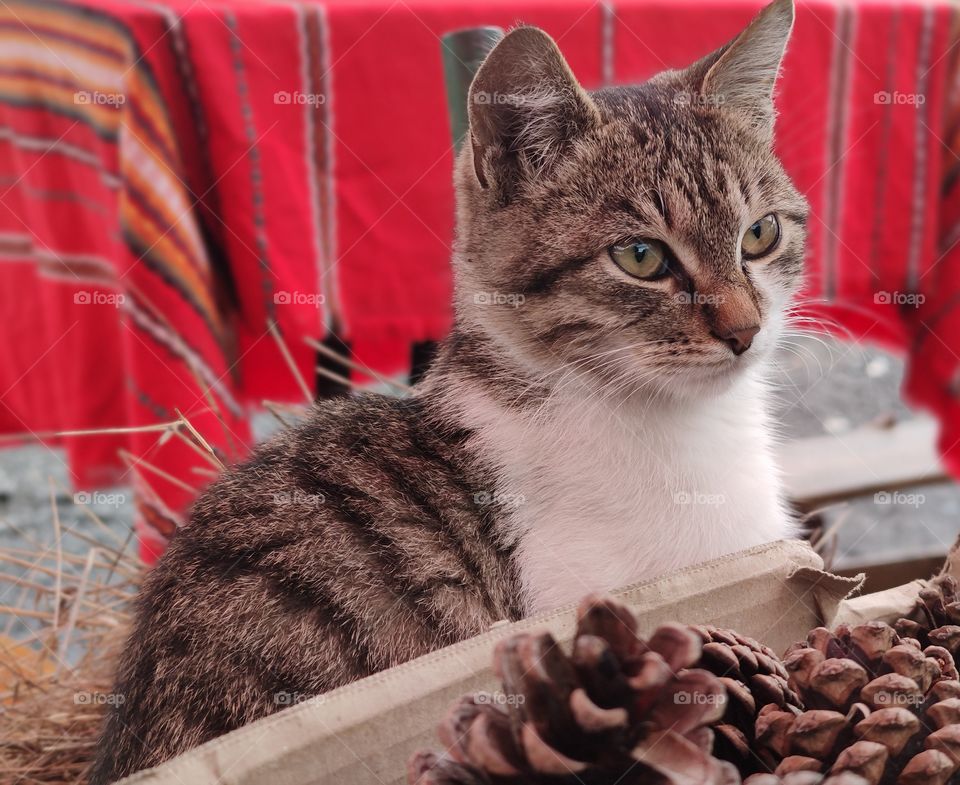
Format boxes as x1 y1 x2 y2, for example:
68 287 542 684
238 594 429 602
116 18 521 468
0 0 958 560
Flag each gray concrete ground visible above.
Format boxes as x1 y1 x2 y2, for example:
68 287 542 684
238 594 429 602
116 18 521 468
767 336 960 566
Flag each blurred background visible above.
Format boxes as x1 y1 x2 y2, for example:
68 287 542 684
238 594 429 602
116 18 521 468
0 0 959 635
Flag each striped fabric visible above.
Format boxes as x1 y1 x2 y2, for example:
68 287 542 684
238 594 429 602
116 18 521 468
0 0 958 561
0 0 327 559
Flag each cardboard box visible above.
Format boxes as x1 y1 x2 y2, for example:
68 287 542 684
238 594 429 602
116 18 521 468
119 539 874 785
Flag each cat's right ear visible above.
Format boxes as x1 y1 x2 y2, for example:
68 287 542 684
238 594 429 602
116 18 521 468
468 27 600 200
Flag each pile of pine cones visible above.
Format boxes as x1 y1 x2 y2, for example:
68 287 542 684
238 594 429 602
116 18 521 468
409 575 960 785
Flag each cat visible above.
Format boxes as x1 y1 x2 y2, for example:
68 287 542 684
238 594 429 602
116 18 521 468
91 0 807 780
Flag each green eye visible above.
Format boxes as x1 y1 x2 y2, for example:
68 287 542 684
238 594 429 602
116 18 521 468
742 214 780 259
610 240 670 280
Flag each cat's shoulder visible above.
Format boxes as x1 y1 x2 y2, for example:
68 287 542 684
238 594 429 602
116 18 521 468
176 392 462 543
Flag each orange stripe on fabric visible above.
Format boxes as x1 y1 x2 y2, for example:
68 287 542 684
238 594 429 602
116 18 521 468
0 3 129 63
0 23 128 75
120 195 220 333
125 68 180 169
122 158 208 279
0 75 120 132
0 56 121 96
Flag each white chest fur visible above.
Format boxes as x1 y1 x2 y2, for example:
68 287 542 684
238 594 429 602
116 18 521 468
457 371 794 615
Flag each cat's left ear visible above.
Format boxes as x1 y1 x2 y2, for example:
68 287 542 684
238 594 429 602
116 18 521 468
698 0 795 139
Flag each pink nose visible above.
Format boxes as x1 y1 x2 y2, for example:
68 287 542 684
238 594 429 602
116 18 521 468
713 325 760 355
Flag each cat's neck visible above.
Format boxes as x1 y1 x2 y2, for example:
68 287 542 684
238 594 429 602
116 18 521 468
422 324 775 431
428 341 778 462
422 329 792 614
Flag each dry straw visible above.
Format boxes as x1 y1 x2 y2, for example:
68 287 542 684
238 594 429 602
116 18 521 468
0 411 244 782
0 497 141 784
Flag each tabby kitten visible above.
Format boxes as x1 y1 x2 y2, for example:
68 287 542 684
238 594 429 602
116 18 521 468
92 1 806 780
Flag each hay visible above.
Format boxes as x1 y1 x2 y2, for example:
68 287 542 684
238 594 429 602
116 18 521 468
0 515 141 784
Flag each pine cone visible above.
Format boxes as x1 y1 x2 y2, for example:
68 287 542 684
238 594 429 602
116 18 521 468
754 622 960 784
409 595 738 785
894 575 960 657
408 752 868 785
691 625 803 770
743 774 868 785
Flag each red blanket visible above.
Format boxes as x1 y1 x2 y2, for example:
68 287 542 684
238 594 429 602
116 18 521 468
0 0 958 560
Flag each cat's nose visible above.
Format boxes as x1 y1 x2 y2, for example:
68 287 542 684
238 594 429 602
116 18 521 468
713 324 760 355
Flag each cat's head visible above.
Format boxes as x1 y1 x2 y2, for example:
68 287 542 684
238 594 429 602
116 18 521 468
454 0 807 401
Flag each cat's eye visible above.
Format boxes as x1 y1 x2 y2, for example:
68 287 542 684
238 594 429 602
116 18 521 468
609 240 670 280
741 214 780 259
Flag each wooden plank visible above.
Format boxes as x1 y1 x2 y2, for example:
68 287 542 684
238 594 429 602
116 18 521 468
777 416 949 510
